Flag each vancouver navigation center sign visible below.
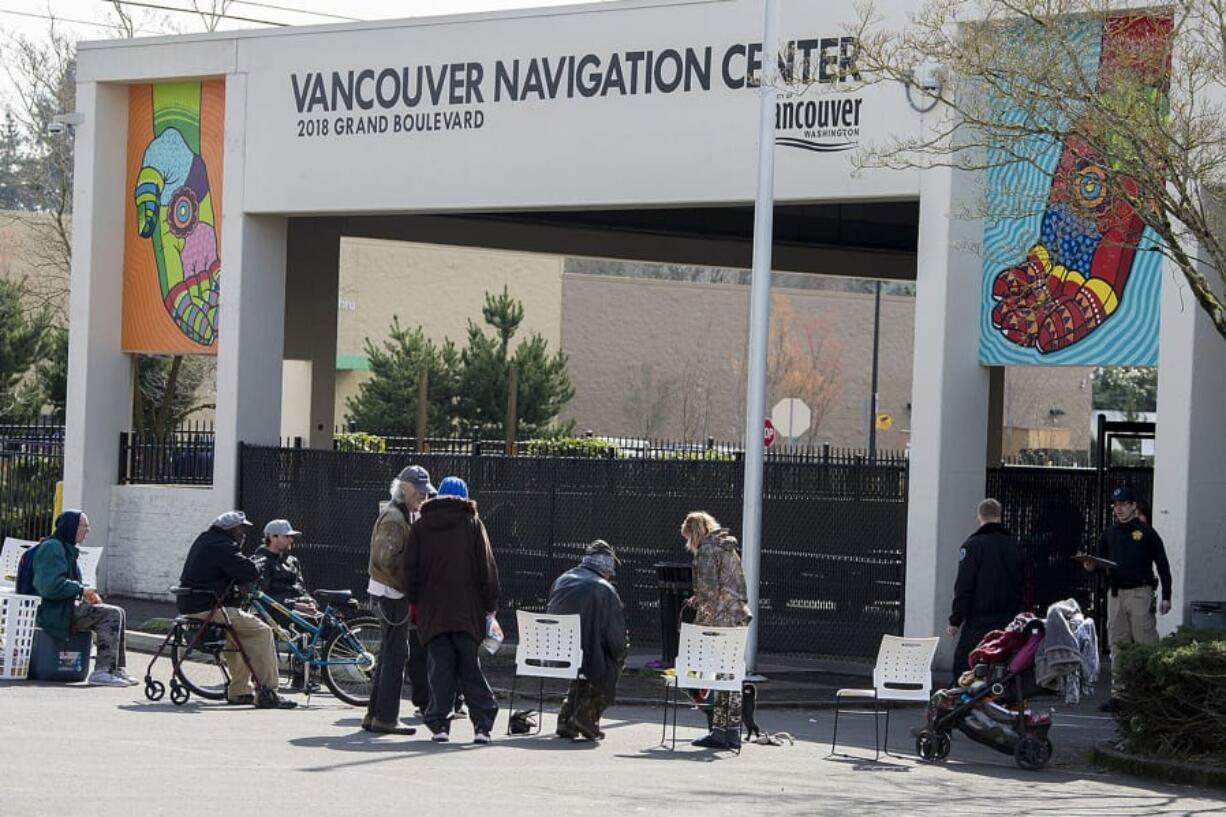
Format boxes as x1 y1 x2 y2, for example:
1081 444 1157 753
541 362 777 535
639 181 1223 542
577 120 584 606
289 36 866 152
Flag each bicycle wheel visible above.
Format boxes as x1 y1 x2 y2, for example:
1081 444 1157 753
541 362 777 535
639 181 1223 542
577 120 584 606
171 626 230 701
321 615 380 706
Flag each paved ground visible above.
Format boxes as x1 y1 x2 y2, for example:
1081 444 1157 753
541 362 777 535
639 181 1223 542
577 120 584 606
2 679 1220 816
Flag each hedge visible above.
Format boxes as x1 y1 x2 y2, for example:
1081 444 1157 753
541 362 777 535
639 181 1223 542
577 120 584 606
1115 627 1226 766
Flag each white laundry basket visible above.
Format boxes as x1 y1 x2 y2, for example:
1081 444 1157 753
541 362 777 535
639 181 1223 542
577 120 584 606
0 592 40 680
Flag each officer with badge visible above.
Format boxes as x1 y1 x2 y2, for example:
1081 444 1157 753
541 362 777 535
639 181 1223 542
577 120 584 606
946 498 1024 687
1081 486 1172 713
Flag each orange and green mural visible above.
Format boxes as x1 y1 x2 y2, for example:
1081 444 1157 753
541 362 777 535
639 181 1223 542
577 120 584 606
122 80 224 354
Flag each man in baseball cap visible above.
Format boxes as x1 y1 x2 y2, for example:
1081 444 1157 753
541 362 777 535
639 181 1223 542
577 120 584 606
253 518 317 691
253 519 310 609
1082 485 1172 712
178 510 296 709
362 464 435 735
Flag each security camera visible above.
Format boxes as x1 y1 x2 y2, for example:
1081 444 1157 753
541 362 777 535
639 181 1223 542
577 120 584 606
912 62 945 92
47 112 84 135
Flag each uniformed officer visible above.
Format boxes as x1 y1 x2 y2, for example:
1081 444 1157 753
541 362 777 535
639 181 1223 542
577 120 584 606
1081 486 1172 713
946 498 1024 686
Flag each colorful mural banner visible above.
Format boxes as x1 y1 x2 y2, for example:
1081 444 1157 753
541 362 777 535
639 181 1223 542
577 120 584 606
122 80 225 354
979 15 1171 366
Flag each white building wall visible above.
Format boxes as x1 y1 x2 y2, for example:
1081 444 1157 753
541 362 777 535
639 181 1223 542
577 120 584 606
103 486 223 598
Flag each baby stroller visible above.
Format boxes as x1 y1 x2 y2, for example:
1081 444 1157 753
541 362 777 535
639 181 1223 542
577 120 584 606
914 618 1055 770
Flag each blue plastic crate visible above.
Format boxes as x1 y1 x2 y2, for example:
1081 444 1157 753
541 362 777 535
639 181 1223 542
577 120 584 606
28 629 92 682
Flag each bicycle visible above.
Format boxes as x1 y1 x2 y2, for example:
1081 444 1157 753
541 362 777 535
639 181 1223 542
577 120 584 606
170 588 380 706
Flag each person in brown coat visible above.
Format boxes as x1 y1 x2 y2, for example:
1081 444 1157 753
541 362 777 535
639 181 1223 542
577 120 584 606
403 476 501 744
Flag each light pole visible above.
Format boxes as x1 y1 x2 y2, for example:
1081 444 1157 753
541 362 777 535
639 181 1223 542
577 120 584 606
740 0 780 675
868 280 882 458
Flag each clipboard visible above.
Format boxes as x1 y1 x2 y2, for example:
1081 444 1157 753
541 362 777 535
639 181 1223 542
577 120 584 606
1073 554 1117 568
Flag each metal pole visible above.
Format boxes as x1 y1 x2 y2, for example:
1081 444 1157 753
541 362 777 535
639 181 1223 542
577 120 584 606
868 280 882 458
740 0 780 676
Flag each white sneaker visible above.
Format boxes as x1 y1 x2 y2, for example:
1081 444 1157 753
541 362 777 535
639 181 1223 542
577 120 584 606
431 731 450 743
87 671 131 688
473 730 492 745
113 668 141 687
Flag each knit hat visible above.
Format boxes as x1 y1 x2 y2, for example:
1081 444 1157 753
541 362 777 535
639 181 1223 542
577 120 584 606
437 476 469 499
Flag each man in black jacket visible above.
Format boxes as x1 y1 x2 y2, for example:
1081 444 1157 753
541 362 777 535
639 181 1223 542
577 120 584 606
178 511 295 709
252 518 318 692
1081 485 1172 712
546 540 628 741
947 499 1024 686
252 519 312 607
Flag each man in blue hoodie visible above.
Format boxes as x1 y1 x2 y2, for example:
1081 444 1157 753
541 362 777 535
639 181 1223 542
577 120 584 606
32 510 137 687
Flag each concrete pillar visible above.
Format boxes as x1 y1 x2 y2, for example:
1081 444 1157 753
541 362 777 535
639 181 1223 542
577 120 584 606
63 82 132 563
904 162 991 670
986 366 1005 466
1152 253 1226 633
283 218 341 449
212 73 288 507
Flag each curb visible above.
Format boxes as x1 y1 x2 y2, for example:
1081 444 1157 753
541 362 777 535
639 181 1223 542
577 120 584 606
127 630 167 655
1090 743 1226 790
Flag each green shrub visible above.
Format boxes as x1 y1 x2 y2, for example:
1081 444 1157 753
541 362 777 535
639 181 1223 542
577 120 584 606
333 432 388 453
524 436 620 458
1115 627 1226 764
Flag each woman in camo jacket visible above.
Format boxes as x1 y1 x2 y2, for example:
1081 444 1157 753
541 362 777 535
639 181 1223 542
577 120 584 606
681 511 750 750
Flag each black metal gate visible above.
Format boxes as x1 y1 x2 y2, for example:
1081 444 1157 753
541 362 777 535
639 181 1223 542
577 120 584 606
989 419 1154 627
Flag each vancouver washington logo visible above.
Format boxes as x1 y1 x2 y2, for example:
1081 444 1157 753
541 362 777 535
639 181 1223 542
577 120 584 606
287 35 866 155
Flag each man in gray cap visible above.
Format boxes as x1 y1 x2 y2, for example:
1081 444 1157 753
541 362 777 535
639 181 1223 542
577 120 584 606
363 465 435 735
545 540 628 740
178 510 296 709
253 518 317 691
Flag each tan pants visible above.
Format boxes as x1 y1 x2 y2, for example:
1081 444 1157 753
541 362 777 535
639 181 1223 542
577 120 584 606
1107 587 1158 693
189 608 279 698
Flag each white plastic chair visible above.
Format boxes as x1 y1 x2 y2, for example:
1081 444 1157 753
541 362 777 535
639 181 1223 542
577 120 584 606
0 538 38 589
76 547 103 589
508 610 583 735
660 623 749 751
830 635 939 760
0 539 101 592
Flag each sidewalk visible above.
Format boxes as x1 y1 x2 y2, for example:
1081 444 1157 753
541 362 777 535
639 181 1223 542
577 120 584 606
2 681 1214 816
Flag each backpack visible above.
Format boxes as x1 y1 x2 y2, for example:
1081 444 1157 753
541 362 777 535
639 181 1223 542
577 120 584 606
14 541 42 596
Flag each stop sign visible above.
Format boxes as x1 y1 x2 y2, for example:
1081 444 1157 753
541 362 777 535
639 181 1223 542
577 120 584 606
763 418 777 448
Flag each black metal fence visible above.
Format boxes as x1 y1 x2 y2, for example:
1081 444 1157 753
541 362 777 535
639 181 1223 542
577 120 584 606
1 428 63 543
988 464 1154 627
240 444 909 660
119 422 216 485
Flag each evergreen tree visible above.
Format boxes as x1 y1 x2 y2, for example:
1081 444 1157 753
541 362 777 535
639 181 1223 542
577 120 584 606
0 110 31 211
33 325 67 420
457 287 573 436
0 280 48 421
345 317 461 436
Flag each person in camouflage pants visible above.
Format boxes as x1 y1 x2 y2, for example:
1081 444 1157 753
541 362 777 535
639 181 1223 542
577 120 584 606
556 655 627 740
682 512 751 750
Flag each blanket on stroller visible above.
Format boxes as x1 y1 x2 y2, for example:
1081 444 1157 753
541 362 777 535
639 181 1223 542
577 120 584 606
1036 599 1099 704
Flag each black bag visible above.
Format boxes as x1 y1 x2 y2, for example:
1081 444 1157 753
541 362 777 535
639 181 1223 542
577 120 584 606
15 542 42 596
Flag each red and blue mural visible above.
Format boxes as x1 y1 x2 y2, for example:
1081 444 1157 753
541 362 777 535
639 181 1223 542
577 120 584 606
980 15 1172 366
